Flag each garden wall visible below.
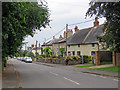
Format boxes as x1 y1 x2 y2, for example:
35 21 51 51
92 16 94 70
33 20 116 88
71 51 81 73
36 58 82 65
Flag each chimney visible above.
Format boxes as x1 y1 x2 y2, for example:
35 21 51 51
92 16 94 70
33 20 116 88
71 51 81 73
31 44 34 48
53 36 55 39
64 29 73 38
39 43 40 47
64 31 66 38
74 26 79 32
59 35 63 39
94 17 99 27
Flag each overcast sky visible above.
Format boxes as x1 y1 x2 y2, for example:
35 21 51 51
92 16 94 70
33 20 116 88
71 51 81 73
23 0 105 49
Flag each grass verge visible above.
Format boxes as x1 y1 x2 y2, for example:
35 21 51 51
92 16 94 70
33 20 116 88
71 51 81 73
96 65 120 72
76 64 96 68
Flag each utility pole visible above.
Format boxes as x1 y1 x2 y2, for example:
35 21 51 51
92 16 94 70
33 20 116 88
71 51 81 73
66 24 68 56
44 38 46 62
35 40 38 57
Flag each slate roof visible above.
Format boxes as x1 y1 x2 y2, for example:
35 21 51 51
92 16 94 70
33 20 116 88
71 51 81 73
83 25 104 44
67 25 104 45
42 38 61 46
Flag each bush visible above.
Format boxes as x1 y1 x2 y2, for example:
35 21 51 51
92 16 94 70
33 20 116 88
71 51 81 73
72 55 81 61
51 55 57 58
38 55 44 58
83 55 88 63
65 55 72 61
88 55 92 61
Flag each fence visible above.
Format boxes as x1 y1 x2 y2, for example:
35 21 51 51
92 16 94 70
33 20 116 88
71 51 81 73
95 51 120 66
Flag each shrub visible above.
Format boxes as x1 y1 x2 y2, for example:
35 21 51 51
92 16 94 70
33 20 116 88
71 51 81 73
72 55 80 61
88 55 92 61
83 55 88 63
51 55 57 58
65 55 72 61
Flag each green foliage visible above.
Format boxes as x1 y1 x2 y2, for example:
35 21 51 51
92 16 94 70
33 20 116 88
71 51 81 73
23 50 28 57
65 55 72 61
28 52 34 57
76 64 96 68
51 55 57 58
86 2 120 52
59 48 65 57
2 2 50 59
72 55 81 61
37 55 43 58
96 65 120 72
43 47 53 57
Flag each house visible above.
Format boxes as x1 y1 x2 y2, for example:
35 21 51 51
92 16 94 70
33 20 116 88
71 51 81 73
41 18 106 57
52 29 73 56
32 47 41 55
31 43 42 55
67 18 105 56
41 36 61 55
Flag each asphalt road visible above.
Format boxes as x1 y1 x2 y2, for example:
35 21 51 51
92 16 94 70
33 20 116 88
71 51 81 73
11 59 118 88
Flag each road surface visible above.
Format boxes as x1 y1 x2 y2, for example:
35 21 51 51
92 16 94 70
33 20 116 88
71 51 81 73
11 59 118 88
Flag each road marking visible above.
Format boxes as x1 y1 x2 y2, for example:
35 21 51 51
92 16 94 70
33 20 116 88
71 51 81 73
113 79 118 82
64 77 80 85
99 76 107 78
49 72 58 76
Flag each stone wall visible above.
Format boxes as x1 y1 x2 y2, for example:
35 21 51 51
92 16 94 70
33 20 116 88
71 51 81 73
36 58 82 65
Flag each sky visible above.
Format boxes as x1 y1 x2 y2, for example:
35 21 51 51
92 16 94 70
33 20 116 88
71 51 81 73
23 0 106 50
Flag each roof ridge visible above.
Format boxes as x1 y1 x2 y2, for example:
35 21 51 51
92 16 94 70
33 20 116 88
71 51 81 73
82 28 94 43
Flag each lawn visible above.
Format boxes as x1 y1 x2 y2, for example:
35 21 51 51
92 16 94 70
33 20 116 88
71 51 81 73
96 65 120 72
76 64 96 68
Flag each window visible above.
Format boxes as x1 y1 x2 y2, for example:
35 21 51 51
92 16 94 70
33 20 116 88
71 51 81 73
72 51 75 55
91 51 95 55
77 51 80 55
92 43 95 47
68 45 70 48
78 44 80 47
68 51 71 54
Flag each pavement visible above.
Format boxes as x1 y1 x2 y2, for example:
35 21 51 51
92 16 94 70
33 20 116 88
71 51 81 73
34 61 120 78
2 60 20 88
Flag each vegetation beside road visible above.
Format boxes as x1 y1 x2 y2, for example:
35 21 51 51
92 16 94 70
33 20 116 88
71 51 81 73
76 64 96 68
96 65 120 72
76 64 120 72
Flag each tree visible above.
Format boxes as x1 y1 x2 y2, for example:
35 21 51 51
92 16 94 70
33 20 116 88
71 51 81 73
86 2 120 52
2 2 50 59
43 47 52 57
59 48 65 57
28 52 34 57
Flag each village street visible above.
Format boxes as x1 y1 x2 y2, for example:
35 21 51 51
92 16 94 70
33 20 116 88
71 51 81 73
3 59 118 88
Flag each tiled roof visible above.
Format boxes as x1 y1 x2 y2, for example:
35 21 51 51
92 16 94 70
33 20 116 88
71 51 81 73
67 25 104 45
83 25 104 44
42 39 60 46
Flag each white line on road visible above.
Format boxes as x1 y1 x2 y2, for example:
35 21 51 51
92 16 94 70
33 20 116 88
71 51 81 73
113 79 118 82
64 77 80 85
49 72 58 76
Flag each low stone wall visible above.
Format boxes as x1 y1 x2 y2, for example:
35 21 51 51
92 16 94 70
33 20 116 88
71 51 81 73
36 58 82 65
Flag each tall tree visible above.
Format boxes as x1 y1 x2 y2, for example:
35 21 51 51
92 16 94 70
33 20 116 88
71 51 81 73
86 2 120 52
2 2 50 59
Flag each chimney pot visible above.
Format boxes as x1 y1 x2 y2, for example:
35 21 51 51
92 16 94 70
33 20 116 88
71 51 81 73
94 17 99 27
53 36 55 39
74 26 79 32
